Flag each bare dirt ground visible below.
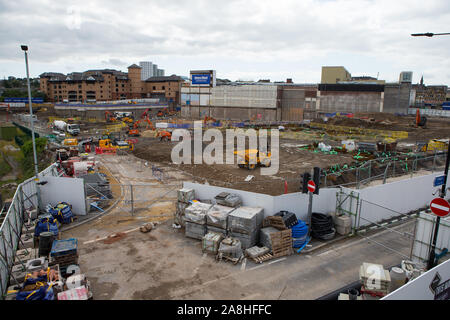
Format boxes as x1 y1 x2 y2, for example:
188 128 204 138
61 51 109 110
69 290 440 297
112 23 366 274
133 137 356 196
132 114 450 196
319 112 450 142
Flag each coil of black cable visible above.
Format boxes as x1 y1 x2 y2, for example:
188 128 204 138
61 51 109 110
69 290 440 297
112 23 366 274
311 212 335 240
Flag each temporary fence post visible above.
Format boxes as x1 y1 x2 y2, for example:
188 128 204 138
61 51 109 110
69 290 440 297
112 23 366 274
432 151 436 173
130 185 134 216
393 159 395 177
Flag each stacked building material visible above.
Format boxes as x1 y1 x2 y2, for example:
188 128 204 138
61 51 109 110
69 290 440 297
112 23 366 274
214 192 242 208
218 237 243 260
245 246 270 259
228 206 264 249
270 229 293 257
359 262 391 296
48 238 78 277
175 188 195 226
274 211 298 228
178 188 195 203
184 201 212 239
259 227 280 250
175 202 189 227
202 232 224 254
206 204 235 235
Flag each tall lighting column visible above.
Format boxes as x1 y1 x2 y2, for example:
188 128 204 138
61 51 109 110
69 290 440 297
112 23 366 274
21 45 39 177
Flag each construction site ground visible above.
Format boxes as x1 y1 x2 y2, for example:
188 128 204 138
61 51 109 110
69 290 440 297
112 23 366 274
62 153 416 300
132 114 450 195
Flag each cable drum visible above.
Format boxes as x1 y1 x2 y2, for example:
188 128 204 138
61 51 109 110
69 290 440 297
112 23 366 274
290 220 309 248
311 213 335 240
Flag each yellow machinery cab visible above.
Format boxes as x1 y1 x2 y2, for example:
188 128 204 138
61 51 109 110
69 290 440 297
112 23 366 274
234 149 271 170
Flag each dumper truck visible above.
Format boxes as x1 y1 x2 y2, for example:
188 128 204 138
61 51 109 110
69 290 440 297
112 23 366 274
53 120 80 136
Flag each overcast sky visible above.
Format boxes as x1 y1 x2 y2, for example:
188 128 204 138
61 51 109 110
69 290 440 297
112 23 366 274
1 0 450 84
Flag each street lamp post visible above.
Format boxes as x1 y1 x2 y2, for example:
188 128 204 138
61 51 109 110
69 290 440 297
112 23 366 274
410 32 450 269
21 45 39 177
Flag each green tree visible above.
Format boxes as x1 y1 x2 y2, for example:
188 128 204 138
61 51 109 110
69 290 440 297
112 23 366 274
20 137 48 179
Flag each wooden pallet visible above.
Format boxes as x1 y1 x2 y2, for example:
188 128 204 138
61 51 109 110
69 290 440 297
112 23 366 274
251 253 274 264
263 216 288 230
270 229 293 258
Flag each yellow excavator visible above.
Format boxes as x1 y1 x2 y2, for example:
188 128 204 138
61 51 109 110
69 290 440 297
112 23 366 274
234 149 271 170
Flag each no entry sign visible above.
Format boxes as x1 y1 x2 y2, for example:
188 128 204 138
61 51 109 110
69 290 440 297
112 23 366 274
307 180 316 193
430 198 450 217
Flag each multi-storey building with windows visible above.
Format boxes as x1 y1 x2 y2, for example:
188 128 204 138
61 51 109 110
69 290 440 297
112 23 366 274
39 64 182 105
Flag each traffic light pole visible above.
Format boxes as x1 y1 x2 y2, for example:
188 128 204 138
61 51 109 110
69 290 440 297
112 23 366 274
427 140 450 270
307 191 313 237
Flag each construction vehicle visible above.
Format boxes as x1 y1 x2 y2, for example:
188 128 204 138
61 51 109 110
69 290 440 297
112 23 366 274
105 111 118 122
204 115 218 125
115 111 134 123
128 118 155 136
98 138 134 151
62 138 78 147
234 149 271 170
53 120 80 136
141 108 151 119
414 109 427 127
156 130 172 141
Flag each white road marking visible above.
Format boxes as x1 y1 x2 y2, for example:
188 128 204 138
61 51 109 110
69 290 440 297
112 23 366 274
240 258 247 271
268 257 286 265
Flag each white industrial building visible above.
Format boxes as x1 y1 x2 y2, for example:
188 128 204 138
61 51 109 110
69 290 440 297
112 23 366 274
139 61 165 80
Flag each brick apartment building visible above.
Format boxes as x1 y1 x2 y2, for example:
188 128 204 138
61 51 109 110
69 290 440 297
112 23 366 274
39 64 184 105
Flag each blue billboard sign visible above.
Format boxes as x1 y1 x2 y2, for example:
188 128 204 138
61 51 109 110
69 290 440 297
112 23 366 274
4 97 44 103
191 74 211 85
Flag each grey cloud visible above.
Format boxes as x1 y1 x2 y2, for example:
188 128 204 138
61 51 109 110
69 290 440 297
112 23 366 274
0 0 449 84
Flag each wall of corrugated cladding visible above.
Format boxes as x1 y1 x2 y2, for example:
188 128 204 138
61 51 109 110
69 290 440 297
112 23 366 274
211 85 277 108
319 91 382 113
281 88 305 121
181 93 188 104
383 83 411 114
200 94 210 106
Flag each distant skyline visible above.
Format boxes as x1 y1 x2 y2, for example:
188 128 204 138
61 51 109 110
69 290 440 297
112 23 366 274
1 0 450 85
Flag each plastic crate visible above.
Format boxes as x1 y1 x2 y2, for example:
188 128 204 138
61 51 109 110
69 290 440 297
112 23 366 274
50 238 78 257
274 211 298 228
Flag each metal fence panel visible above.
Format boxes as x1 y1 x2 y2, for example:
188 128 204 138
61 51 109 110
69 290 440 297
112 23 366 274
0 163 59 299
412 212 450 264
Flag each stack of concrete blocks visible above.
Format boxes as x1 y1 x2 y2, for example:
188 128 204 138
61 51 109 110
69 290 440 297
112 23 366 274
245 246 270 259
334 214 352 236
184 201 212 240
218 237 243 259
206 204 236 236
227 206 264 249
202 232 224 254
359 262 391 296
176 188 195 227
214 192 242 208
259 227 280 250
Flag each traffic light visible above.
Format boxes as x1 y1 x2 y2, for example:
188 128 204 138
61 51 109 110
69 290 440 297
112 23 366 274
301 172 311 194
313 167 321 195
